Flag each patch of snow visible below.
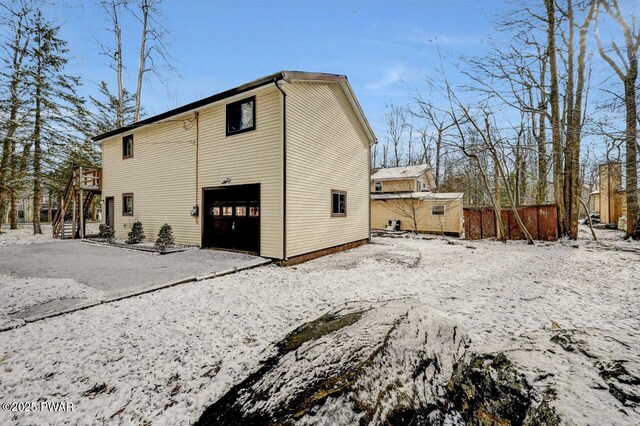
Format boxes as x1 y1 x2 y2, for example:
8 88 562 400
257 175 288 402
0 275 104 327
0 223 100 246
0 230 638 424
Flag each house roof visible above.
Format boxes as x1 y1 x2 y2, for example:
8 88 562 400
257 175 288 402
371 191 463 201
370 164 431 181
92 71 377 143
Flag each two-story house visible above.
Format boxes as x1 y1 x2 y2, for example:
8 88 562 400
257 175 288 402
94 71 376 263
370 165 464 236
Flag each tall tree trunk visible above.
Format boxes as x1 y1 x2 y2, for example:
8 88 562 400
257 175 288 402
9 160 18 229
545 0 565 234
0 27 28 228
9 189 17 228
536 111 548 204
47 190 52 222
435 129 442 190
32 33 43 235
596 0 640 238
520 157 527 205
563 0 595 238
113 3 124 127
135 0 149 122
535 56 549 205
624 74 638 237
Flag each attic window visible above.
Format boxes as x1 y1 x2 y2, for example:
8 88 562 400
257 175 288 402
226 96 255 136
374 181 382 192
432 205 445 216
123 135 133 159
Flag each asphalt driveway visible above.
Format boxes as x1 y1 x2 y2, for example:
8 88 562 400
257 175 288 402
0 240 269 328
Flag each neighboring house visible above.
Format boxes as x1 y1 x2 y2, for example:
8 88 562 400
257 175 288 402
93 71 376 262
371 164 434 193
590 161 636 226
370 165 464 236
1 193 52 224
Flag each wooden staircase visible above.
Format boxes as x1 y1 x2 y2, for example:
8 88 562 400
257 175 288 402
52 166 102 239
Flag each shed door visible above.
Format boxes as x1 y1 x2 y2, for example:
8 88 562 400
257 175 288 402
203 184 260 253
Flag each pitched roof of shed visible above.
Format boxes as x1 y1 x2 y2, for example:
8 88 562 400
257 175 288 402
93 71 377 143
371 164 431 181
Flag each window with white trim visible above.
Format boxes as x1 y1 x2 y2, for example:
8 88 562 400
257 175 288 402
331 190 346 217
432 205 445 216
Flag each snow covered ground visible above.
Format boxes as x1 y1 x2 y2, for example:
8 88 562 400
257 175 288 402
0 223 99 246
0 227 638 425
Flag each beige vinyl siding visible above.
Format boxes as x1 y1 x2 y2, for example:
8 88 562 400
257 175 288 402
102 120 199 244
101 85 283 258
370 171 433 193
370 178 417 193
371 198 463 235
198 87 282 258
418 171 434 190
285 82 371 257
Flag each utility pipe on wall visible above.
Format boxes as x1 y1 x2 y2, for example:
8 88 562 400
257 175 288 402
194 111 200 224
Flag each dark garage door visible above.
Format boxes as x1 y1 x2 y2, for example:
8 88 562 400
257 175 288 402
202 184 260 253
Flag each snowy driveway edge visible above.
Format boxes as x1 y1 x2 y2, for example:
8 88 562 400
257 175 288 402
0 259 271 332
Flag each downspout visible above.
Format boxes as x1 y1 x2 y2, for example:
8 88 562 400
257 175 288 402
369 140 372 242
274 78 287 260
195 111 200 225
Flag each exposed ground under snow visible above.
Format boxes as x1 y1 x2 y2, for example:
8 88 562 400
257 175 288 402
0 226 638 425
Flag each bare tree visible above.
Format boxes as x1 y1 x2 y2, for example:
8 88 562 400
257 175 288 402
412 97 455 190
99 0 126 127
383 179 423 232
559 0 597 238
384 104 409 167
131 0 172 122
595 0 640 238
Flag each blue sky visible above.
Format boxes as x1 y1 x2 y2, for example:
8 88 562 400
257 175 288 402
44 0 638 139
44 0 511 137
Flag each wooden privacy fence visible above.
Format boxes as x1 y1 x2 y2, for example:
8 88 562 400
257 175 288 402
464 205 558 241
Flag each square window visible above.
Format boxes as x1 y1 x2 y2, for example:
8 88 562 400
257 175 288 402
223 206 233 216
123 135 133 158
236 206 247 216
331 190 346 217
249 206 260 217
122 193 134 215
211 206 221 216
432 205 445 216
374 181 382 192
226 96 255 136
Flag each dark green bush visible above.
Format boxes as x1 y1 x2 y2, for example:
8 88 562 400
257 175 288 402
155 223 175 251
98 223 115 241
126 221 145 244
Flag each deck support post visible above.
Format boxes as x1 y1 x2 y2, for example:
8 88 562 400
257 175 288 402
79 167 84 238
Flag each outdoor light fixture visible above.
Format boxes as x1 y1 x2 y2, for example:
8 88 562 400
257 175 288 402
191 205 199 217
221 178 231 185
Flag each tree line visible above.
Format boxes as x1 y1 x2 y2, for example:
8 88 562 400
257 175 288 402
0 0 169 234
372 0 639 239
